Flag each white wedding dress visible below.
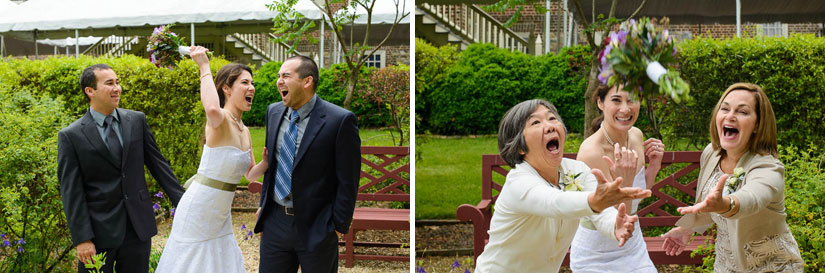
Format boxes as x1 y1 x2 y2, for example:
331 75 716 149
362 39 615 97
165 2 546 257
156 146 248 273
569 167 657 273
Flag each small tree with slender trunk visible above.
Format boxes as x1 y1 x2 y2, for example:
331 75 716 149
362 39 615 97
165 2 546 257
269 0 409 110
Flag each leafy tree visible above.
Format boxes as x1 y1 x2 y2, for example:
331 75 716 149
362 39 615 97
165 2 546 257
269 0 410 110
364 65 410 146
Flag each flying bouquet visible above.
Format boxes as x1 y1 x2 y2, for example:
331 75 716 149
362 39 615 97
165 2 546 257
598 17 690 103
146 24 210 68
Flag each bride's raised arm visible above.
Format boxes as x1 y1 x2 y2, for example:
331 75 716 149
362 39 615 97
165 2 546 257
190 46 224 128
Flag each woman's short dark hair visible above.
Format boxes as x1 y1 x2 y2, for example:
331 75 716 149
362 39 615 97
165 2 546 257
214 63 252 107
498 99 566 168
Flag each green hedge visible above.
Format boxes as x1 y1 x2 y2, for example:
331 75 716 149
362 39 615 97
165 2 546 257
664 34 825 150
423 43 590 135
246 62 389 128
0 87 75 272
414 38 460 131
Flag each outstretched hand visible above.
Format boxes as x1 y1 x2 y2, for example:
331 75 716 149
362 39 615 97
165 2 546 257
661 227 693 256
677 174 729 215
587 168 652 213
602 142 638 184
613 203 638 247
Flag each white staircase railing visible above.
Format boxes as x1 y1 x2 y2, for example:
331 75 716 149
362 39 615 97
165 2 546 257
82 36 139 57
418 3 533 54
229 33 302 64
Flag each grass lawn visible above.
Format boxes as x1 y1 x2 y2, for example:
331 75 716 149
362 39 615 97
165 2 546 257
238 127 406 185
415 134 584 219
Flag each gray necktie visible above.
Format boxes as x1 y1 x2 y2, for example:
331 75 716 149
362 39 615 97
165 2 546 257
104 115 122 162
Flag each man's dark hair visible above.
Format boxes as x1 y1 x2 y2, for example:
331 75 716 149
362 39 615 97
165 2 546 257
80 64 113 100
285 55 319 91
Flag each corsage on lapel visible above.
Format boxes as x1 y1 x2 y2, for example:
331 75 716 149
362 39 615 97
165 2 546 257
559 170 584 192
722 167 745 197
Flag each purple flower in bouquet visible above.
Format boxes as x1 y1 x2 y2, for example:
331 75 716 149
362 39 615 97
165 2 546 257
146 24 186 68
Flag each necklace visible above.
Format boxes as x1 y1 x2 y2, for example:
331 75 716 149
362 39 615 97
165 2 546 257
228 111 244 131
601 122 628 148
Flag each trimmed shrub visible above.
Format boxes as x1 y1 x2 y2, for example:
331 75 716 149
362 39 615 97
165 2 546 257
414 38 460 131
426 43 590 135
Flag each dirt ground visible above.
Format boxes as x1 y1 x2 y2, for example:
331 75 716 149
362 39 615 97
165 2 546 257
151 189 410 273
415 223 702 273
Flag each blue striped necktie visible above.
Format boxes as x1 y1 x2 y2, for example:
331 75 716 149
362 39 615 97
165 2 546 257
274 111 299 201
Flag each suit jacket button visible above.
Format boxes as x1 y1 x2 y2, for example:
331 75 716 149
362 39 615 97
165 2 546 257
122 174 126 178
124 194 129 200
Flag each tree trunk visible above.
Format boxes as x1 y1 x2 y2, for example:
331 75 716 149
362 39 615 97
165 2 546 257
583 56 602 138
343 67 360 110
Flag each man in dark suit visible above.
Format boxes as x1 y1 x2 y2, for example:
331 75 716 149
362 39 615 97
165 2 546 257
254 56 360 273
57 64 185 273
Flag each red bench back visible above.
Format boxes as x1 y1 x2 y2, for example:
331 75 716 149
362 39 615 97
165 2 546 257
481 151 702 227
358 146 410 202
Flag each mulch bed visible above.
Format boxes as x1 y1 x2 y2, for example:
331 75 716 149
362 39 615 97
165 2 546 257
415 221 701 273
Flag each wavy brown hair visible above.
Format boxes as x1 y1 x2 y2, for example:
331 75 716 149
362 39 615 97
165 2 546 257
709 82 778 158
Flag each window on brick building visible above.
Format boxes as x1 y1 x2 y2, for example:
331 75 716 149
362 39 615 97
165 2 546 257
760 22 788 37
363 50 386 68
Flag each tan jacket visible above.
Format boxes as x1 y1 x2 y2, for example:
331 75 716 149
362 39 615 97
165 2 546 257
675 144 800 269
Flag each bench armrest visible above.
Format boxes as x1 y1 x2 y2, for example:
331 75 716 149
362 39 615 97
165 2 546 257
456 199 494 264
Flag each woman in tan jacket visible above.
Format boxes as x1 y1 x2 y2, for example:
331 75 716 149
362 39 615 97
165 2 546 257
661 83 804 272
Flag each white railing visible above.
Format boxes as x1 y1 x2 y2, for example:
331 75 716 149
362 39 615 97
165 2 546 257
82 36 139 57
418 3 533 54
231 33 302 63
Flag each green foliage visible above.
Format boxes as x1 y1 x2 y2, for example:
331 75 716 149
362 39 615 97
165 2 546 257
364 65 411 146
425 43 590 135
267 0 317 54
669 34 825 151
0 87 75 272
414 38 460 132
781 145 825 271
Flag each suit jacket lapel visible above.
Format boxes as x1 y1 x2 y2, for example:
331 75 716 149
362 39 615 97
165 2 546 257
294 99 326 168
267 105 287 164
118 109 132 170
80 111 120 169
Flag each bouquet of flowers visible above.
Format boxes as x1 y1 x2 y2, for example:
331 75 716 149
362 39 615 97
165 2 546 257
146 24 209 68
597 17 690 103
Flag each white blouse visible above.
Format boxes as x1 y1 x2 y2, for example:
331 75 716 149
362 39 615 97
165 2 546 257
475 158 619 273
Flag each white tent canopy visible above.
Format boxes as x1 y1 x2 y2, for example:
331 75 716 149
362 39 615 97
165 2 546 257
0 0 322 33
339 0 410 24
37 36 106 47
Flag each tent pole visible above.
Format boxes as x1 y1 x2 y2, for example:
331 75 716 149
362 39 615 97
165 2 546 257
1 35 4 57
34 30 38 58
736 0 741 37
75 29 79 57
191 23 195 46
320 16 325 68
545 0 550 54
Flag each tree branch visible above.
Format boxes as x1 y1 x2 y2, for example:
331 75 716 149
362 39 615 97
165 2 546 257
571 0 596 48
608 0 617 18
627 0 648 20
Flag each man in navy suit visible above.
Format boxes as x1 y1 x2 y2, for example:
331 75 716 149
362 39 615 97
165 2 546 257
254 56 360 273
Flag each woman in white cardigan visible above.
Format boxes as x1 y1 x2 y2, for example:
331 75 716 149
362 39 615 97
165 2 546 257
474 99 652 273
661 83 804 272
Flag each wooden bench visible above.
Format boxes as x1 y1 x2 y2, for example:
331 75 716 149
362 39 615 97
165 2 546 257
248 146 410 268
456 151 708 265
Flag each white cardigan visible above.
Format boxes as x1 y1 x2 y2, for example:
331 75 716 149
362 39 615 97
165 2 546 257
475 158 619 273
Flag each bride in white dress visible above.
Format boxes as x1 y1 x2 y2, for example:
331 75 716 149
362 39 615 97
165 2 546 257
156 46 268 273
569 84 664 272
